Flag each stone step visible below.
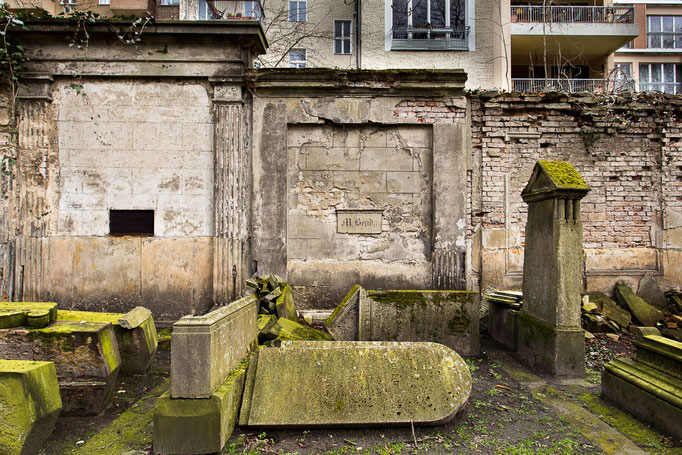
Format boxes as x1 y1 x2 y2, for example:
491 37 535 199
239 341 472 427
602 358 682 440
633 335 682 381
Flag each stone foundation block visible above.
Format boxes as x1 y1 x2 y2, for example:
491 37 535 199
602 359 682 441
239 341 471 427
153 362 247 455
0 360 62 455
171 294 257 399
488 300 519 351
0 321 121 415
57 308 158 374
517 313 585 377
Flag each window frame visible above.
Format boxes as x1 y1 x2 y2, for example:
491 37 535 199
334 19 353 55
160 0 180 5
639 63 682 94
647 15 682 49
289 48 307 68
98 0 110 5
289 0 307 22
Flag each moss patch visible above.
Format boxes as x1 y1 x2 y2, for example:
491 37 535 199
538 160 589 190
325 284 360 326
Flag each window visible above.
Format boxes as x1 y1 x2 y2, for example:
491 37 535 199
639 63 682 94
613 63 634 91
289 0 306 22
647 16 682 49
161 0 180 5
289 48 307 68
390 0 470 51
334 20 352 55
99 0 110 5
110 210 154 236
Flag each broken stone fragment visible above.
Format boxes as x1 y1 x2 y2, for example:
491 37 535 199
0 360 62 455
268 275 279 291
246 279 259 290
267 318 332 342
262 287 282 303
0 302 57 327
27 310 52 329
614 284 664 327
118 306 152 330
0 321 121 415
239 341 471 427
275 285 298 322
588 291 632 330
0 310 27 329
637 272 668 309
324 285 364 341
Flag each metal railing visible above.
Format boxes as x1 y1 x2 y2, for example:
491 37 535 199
204 0 265 24
391 26 470 50
647 32 682 49
511 78 637 93
511 6 634 24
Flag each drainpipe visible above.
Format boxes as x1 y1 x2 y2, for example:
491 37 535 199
355 0 362 69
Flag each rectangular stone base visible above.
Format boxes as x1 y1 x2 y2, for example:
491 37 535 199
602 361 682 441
488 301 519 351
517 313 584 377
153 362 247 455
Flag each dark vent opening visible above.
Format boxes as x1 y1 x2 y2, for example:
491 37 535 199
110 210 154 236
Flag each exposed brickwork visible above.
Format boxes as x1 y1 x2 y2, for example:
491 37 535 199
469 92 682 250
394 99 467 124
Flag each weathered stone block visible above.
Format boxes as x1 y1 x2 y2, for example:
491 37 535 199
588 291 631 329
239 341 471 427
118 306 152 329
0 360 62 455
361 290 480 356
0 302 57 327
602 359 682 441
0 321 121 415
57 308 158 375
614 284 663 327
275 285 298 322
265 318 333 342
171 294 257 398
633 335 682 381
0 310 28 329
154 362 247 455
488 300 520 351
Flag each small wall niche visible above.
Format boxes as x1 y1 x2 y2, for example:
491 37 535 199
110 210 154 236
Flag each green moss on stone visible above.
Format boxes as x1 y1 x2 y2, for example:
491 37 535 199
538 160 589 190
57 310 122 325
325 285 360 326
367 290 477 306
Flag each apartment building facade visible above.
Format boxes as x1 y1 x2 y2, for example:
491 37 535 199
613 0 682 94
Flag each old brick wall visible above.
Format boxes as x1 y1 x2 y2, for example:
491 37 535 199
468 91 682 295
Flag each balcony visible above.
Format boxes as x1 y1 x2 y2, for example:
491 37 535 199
391 26 470 51
511 78 636 93
110 0 151 15
199 0 265 24
511 6 634 25
510 5 638 62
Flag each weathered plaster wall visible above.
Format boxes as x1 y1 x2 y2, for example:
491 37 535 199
55 80 214 237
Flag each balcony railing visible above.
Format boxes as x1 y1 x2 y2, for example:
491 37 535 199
647 32 682 49
391 26 470 51
511 6 634 24
512 78 636 93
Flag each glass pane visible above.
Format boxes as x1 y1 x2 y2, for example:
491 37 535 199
335 39 342 54
663 16 673 32
677 65 682 94
663 17 674 48
652 64 661 83
299 1 306 21
344 38 351 54
343 21 351 37
649 16 661 32
393 0 408 33
639 64 649 90
289 1 297 20
412 0 428 27
677 17 682 48
335 21 342 36
431 0 447 28
450 0 465 27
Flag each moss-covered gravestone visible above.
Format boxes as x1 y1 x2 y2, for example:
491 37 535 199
518 161 590 377
0 360 62 455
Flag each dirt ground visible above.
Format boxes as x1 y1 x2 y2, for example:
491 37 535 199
38 333 681 455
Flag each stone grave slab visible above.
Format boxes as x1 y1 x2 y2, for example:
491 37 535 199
239 341 471 427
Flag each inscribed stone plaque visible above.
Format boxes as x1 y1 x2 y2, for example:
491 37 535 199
336 210 382 234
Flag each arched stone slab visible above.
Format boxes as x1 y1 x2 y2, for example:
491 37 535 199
239 341 471 427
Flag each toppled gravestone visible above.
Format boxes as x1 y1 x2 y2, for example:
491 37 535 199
587 292 632 331
325 287 479 356
0 360 62 455
602 328 682 440
250 275 332 345
614 283 664 327
637 272 668 309
0 302 57 329
0 320 121 415
57 306 158 374
239 341 471 427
